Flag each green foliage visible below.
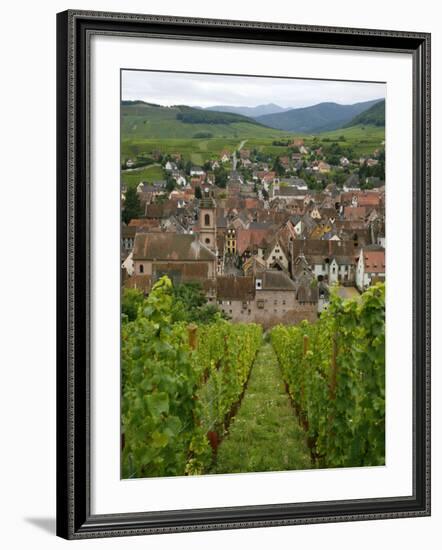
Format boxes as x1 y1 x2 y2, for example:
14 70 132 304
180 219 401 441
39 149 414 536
122 288 144 322
194 321 263 436
345 100 385 128
171 282 224 324
176 107 262 126
270 283 385 468
122 277 205 478
193 131 214 138
122 276 263 478
194 185 202 199
122 187 143 224
214 165 228 188
121 164 165 189
272 156 285 176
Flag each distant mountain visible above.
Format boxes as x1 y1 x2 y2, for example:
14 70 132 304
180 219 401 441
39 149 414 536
204 103 289 118
121 100 289 140
255 99 383 133
344 99 385 128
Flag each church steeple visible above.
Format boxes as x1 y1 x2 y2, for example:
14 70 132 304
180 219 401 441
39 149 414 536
198 191 216 250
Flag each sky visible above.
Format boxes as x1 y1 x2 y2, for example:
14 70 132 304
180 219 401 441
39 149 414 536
122 70 385 109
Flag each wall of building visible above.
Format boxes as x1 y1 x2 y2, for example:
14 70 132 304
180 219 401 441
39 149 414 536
133 260 217 280
219 289 317 328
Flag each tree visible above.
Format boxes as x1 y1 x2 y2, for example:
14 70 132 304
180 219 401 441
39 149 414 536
194 185 202 199
122 187 142 224
166 177 176 193
272 156 285 176
172 282 225 323
214 166 228 188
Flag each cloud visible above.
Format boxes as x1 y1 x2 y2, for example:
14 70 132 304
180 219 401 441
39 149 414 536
122 69 385 109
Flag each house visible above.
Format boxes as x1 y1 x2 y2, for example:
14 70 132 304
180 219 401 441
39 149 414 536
173 174 187 186
355 246 385 291
291 138 305 148
136 183 165 206
271 186 305 201
132 232 217 284
254 271 317 327
243 255 267 276
366 158 379 167
217 271 316 329
277 177 307 189
122 251 134 276
340 156 350 167
318 161 331 173
343 206 368 221
190 166 205 177
165 161 178 172
263 238 289 271
121 225 136 251
220 150 230 163
291 240 358 285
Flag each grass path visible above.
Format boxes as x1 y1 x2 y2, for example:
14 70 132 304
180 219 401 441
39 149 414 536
210 343 311 474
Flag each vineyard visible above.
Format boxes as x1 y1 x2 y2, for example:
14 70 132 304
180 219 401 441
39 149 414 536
121 276 262 478
270 283 385 468
122 276 385 478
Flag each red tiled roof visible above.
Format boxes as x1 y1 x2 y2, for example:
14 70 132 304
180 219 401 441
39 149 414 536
343 206 367 221
236 227 273 255
363 250 385 273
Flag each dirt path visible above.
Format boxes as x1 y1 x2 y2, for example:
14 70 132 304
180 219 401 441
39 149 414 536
210 343 311 474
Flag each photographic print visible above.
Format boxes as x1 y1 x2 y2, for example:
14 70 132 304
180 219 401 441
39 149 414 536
120 69 386 480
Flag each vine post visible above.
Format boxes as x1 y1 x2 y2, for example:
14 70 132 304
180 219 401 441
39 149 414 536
188 323 198 350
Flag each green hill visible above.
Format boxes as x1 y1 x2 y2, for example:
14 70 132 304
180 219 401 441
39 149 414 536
121 101 290 140
344 100 385 127
255 99 382 133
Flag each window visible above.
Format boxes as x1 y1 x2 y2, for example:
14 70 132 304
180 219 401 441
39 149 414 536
205 238 210 244
139 264 144 274
257 300 264 309
204 213 210 226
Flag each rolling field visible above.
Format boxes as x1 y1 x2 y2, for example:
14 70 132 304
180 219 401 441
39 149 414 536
121 137 238 163
304 125 385 157
121 101 384 169
121 164 165 188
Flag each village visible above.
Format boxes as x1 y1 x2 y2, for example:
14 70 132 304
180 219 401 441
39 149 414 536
121 138 385 329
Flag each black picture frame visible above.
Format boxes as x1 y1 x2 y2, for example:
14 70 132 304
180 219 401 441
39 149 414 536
56 9 431 540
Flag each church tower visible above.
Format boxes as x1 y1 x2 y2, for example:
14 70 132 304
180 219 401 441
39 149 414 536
198 191 216 250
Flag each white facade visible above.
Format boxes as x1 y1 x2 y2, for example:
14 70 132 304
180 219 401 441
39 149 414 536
265 242 289 270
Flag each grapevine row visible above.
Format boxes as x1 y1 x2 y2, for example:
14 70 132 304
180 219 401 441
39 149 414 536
121 276 262 478
270 283 385 468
